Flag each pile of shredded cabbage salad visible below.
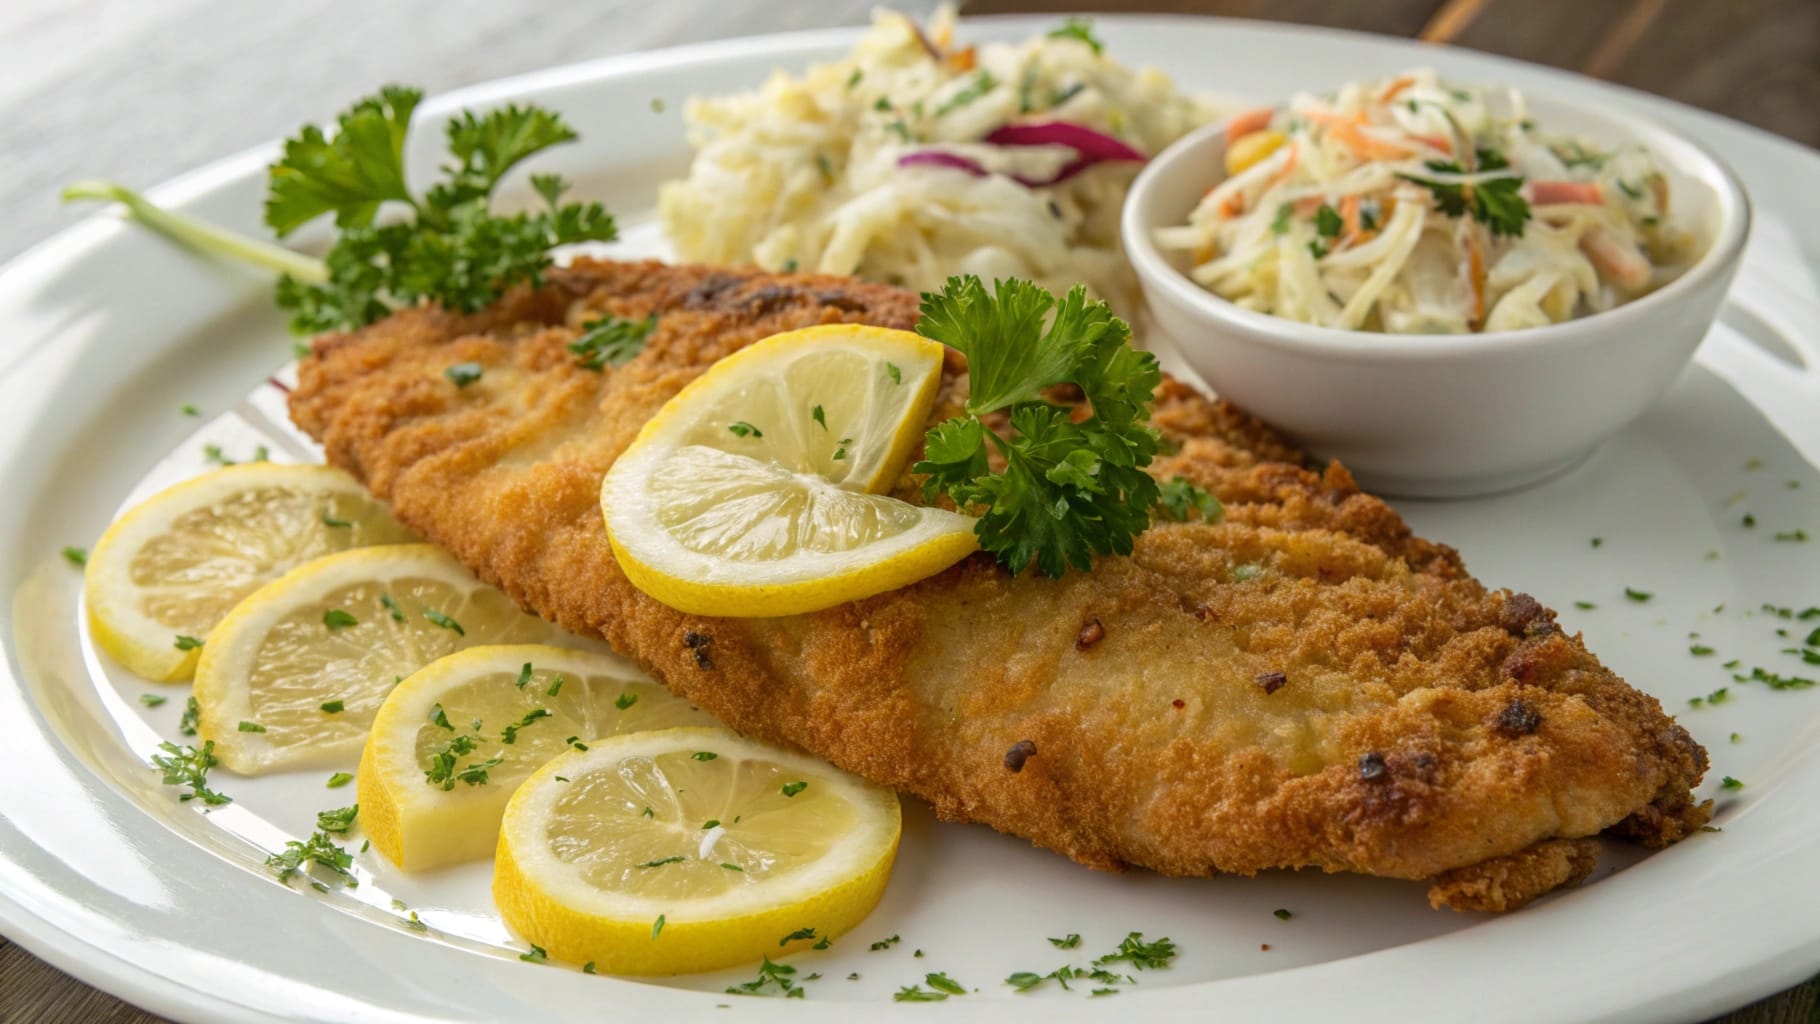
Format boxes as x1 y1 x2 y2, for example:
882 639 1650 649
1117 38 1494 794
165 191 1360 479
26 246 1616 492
1156 69 1700 334
659 7 1219 313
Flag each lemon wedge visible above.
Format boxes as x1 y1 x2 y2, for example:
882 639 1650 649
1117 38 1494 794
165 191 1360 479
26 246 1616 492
494 726 900 974
360 644 717 871
600 324 977 617
85 464 414 681
193 544 564 774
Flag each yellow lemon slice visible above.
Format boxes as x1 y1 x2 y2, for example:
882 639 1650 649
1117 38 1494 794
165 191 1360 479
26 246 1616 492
360 644 717 871
85 464 414 681
192 544 564 774
494 726 900 975
601 324 977 617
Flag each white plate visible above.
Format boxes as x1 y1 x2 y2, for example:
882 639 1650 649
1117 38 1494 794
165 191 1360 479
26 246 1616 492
2 16 1819 1024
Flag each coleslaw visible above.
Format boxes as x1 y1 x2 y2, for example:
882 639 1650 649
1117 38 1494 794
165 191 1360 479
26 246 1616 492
1156 70 1700 334
659 7 1220 313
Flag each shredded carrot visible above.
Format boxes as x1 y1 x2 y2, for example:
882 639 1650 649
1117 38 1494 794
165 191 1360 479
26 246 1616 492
1409 132 1454 155
1218 191 1247 218
1224 106 1275 140
1292 195 1325 216
1264 143 1300 190
1339 195 1362 245
1306 111 1414 160
1464 228 1487 330
1376 75 1417 104
1529 181 1604 205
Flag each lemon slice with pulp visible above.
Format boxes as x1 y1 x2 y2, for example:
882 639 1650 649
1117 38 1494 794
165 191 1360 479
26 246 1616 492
360 644 717 871
494 726 900 975
85 463 414 682
601 324 977 617
193 544 564 773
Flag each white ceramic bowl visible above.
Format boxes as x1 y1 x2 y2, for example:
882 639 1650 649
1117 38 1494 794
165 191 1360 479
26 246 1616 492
1123 94 1751 498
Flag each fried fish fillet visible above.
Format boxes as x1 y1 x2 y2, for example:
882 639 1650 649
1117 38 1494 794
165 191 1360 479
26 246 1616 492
290 258 1710 911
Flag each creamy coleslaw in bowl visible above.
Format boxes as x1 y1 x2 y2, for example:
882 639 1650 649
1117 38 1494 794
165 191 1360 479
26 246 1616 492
1154 70 1705 334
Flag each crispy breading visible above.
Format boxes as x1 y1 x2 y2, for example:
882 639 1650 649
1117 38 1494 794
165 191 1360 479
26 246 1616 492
290 258 1710 909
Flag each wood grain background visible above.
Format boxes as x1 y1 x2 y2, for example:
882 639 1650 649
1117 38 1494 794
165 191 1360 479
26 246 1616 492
2 0 1816 1021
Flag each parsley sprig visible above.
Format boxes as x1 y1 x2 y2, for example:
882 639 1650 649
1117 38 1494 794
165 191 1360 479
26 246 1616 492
65 85 617 336
914 276 1162 577
1398 148 1530 237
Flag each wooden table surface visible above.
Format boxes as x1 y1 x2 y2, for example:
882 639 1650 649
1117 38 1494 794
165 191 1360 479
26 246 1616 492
2 1 1816 1021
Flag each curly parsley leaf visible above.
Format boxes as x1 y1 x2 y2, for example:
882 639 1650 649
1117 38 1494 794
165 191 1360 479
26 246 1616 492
1399 148 1530 238
569 313 657 370
265 87 617 334
914 276 1162 577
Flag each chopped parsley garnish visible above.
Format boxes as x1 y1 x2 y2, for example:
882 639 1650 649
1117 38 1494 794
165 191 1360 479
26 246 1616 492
870 934 902 951
725 956 803 998
637 856 686 869
1720 776 1743 790
1399 149 1530 237
1230 563 1264 582
322 608 358 630
1774 529 1809 542
1049 934 1081 949
582 961 596 974
316 804 359 833
151 740 230 805
846 69 864 90
1624 587 1652 603
728 421 763 439
691 751 719 761
180 403 200 416
179 696 201 736
1743 514 1757 528
894 986 949 1002
238 720 266 733
570 314 656 370
914 276 1162 577
139 693 167 708
886 362 902 385
1270 203 1292 236
1273 908 1293 920
429 703 452 729
380 594 406 622
423 608 464 635
1731 732 1742 744
1574 601 1596 610
327 771 354 788
61 546 87 567
780 926 818 946
444 362 483 388
519 944 548 964
1690 645 1715 657
321 700 345 713
424 732 489 790
566 736 589 751
652 915 666 939
547 675 565 697
1047 16 1104 54
935 71 998 117
721 862 744 872
702 819 721 830
782 780 808 797
1156 477 1221 522
811 404 827 429
1314 204 1343 239
1732 666 1816 690
924 972 966 995
1591 537 1603 548
615 692 638 711
321 512 352 528
174 635 204 651
500 708 551 744
265 828 355 886
1095 932 1177 971
514 662 534 689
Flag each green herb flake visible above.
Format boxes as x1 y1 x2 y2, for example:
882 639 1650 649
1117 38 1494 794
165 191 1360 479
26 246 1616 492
721 862 744 872
1049 933 1081 949
238 720 266 733
423 608 464 635
725 955 802 998
925 972 966 995
316 804 359 833
1046 16 1104 54
179 697 201 736
152 739 230 805
727 421 763 439
652 914 666 939
327 771 354 788
616 692 638 711
174 634 204 651
264 828 355 887
1314 204 1343 239
1774 529 1809 542
886 362 902 385
870 934 901 951
378 594 406 622
1720 776 1743 790
1398 148 1531 236
1270 203 1292 236
547 674 565 697
61 546 88 567
520 944 548 964
1690 645 1715 657
570 314 657 371
1624 587 1652 603
444 362 483 388
811 404 827 429
638 856 686 869
894 986 949 1003
702 819 721 830
782 780 808 797
780 926 818 946
1574 601 1596 610
139 693 168 708
1730 732 1741 744
180 403 200 416
1273 908 1293 920
1590 537 1603 548
846 69 864 90
1156 476 1221 523
500 707 552 744
322 608 358 630
320 699 345 713
515 662 534 689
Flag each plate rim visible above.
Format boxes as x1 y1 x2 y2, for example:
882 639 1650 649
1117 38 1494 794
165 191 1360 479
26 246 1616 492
2 14 1819 1024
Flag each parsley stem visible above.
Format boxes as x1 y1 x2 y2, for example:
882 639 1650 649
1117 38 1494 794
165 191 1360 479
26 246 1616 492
61 180 329 284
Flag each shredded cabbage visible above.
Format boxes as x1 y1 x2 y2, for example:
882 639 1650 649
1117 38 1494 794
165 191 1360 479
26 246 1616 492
659 7 1220 314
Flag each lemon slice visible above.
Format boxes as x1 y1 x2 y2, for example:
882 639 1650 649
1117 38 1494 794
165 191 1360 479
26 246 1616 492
85 464 414 682
360 644 717 871
193 544 564 774
494 726 900 975
601 324 977 617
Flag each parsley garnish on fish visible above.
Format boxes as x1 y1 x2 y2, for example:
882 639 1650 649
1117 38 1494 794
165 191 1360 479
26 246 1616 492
1399 148 1530 237
1156 477 1221 522
570 314 657 370
444 362 483 388
64 86 617 336
914 276 1162 577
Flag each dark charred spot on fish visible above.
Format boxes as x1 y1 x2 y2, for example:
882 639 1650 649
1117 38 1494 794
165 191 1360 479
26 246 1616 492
743 285 795 316
1193 604 1217 625
682 631 714 670
1494 699 1542 737
682 274 741 309
1358 752 1389 782
1004 739 1037 772
1254 670 1287 695
1075 619 1106 651
1171 698 1186 710
1497 592 1554 637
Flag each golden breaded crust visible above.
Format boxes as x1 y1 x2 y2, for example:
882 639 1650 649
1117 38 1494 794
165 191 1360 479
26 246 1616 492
290 258 1710 904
